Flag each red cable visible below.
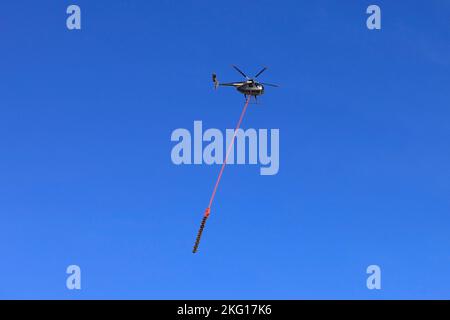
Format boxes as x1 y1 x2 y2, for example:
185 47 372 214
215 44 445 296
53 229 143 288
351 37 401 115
207 96 251 209
193 97 251 253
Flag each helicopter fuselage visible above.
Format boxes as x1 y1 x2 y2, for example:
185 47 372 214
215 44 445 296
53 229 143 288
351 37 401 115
237 82 265 96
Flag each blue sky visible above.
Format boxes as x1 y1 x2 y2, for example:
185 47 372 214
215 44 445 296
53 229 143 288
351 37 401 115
0 0 449 299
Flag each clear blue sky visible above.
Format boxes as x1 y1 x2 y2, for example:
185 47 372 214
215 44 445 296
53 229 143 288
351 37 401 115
1 0 449 299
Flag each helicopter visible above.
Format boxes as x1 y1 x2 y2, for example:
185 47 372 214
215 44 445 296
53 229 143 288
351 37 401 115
212 65 278 102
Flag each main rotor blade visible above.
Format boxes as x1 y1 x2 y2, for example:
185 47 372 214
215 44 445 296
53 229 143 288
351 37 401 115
232 65 249 79
261 82 279 87
254 67 268 78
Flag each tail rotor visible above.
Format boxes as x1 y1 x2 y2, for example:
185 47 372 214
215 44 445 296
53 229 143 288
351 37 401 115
212 73 219 90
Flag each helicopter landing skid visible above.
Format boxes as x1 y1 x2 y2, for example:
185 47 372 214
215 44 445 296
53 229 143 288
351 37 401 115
244 96 262 105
